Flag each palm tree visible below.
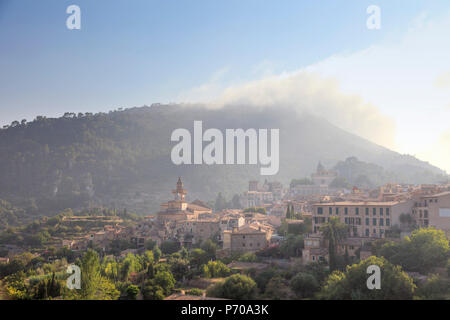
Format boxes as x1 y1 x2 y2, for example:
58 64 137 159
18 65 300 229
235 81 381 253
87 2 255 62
319 217 349 271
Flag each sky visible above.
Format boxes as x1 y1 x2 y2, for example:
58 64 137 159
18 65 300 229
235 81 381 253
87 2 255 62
0 0 450 172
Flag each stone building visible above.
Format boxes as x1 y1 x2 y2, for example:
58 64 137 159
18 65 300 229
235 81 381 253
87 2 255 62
222 225 272 254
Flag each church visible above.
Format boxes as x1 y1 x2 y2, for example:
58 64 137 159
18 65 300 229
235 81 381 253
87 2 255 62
156 177 212 223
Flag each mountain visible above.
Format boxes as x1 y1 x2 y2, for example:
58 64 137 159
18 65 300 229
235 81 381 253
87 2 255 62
0 104 447 217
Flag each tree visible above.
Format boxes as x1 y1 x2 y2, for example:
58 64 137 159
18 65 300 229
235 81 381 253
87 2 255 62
160 240 180 255
279 235 304 258
290 178 313 188
126 285 140 300
144 239 156 250
120 253 142 281
379 228 449 274
215 192 227 211
170 258 189 281
77 249 119 300
186 288 203 296
264 276 291 300
202 261 231 278
153 246 162 262
79 249 102 299
254 268 278 292
416 274 449 300
290 272 320 299
142 284 165 300
180 247 189 259
329 176 351 189
318 256 416 300
200 239 217 260
141 250 154 270
399 213 413 226
285 205 292 219
238 252 258 262
231 194 242 209
206 274 257 300
319 217 348 271
244 207 266 214
189 248 209 268
33 273 63 300
153 271 175 296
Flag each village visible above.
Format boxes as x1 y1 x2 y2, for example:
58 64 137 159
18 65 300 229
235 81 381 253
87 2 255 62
1 162 449 300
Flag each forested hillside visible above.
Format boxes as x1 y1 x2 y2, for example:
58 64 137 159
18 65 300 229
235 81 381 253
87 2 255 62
0 104 447 220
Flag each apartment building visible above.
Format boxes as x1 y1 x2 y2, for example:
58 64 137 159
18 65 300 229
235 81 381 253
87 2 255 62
412 191 450 235
311 200 413 238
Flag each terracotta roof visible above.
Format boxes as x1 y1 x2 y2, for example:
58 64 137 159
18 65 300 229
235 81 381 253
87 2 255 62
187 203 212 211
422 191 450 198
233 225 266 234
313 201 403 206
191 199 211 209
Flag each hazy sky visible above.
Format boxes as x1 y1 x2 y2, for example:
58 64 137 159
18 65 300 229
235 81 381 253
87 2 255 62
1 0 450 172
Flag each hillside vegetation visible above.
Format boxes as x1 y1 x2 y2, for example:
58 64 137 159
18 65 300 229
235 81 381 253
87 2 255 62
0 104 447 219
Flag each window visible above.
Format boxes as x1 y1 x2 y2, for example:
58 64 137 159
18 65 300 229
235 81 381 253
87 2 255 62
356 208 359 215
373 218 377 226
345 208 348 215
379 218 384 226
424 210 428 218
380 208 383 216
366 218 370 225
386 208 390 216
345 217 349 224
386 219 390 226
318 207 323 214
314 217 318 223
365 229 369 236
335 208 339 215
365 208 369 216
312 256 315 261
329 207 332 215
373 208 376 215
373 229 377 234
242 243 245 247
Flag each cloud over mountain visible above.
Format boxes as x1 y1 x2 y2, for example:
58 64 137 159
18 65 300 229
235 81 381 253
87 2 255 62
183 71 396 150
